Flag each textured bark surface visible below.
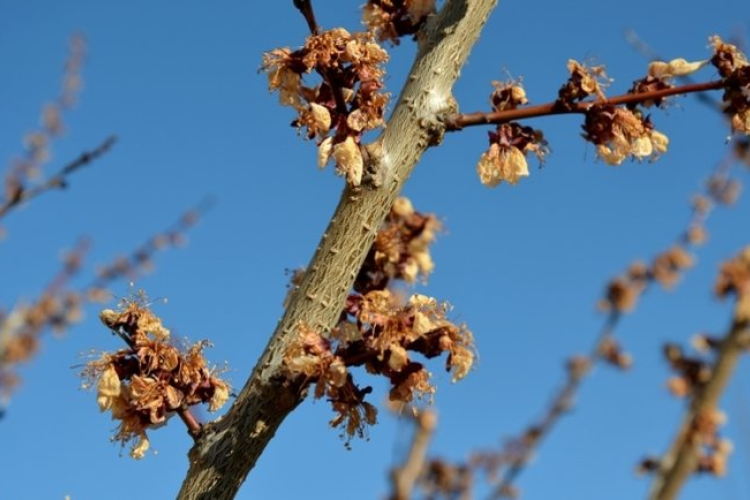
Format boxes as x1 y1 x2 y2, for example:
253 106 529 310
176 1 498 498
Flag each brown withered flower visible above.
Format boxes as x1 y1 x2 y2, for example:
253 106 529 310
82 293 230 459
583 105 668 166
476 122 548 187
262 28 390 186
362 0 435 45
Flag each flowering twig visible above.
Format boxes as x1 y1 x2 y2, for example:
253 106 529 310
479 140 746 497
0 135 117 220
646 247 750 500
0 200 212 407
444 81 723 130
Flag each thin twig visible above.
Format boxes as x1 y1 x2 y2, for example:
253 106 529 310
0 135 117 220
293 0 319 35
390 410 438 500
445 81 723 130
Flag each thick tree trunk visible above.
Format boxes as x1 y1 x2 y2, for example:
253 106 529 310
176 1 498 498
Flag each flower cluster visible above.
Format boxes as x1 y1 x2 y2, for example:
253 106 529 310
714 245 750 320
583 105 669 166
81 293 229 459
362 0 435 45
663 342 712 398
0 206 205 406
710 36 750 135
557 59 610 105
284 291 474 444
354 197 441 292
475 81 548 187
282 198 472 444
638 409 732 477
262 28 390 186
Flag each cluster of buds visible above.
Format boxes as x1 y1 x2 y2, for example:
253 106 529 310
284 291 474 444
81 293 229 459
599 246 693 313
362 0 435 45
354 197 441 292
638 409 732 477
419 459 473 499
692 409 734 477
711 36 750 135
663 343 711 398
557 59 610 104
597 337 632 369
476 81 548 187
582 105 669 166
714 246 750 320
262 28 389 186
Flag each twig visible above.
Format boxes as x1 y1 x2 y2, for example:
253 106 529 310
293 0 319 35
390 410 437 500
0 135 117 220
648 315 750 500
444 81 724 130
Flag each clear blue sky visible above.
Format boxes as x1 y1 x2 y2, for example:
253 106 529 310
1 1 749 499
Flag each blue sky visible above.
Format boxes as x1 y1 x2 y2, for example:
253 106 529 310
1 1 749 499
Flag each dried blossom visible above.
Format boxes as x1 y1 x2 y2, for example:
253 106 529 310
362 0 435 45
584 105 668 165
557 59 610 105
715 246 750 320
355 197 441 291
651 246 693 289
262 28 390 185
476 123 548 187
82 292 230 459
284 289 473 444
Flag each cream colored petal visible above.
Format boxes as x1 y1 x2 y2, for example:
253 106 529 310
649 58 708 78
130 434 150 460
317 137 333 168
309 103 331 134
388 344 409 372
332 136 363 186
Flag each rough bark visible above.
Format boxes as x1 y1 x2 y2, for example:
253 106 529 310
176 1 498 498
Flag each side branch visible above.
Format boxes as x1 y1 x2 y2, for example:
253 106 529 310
176 1 498 499
648 316 750 500
0 135 116 220
444 81 723 130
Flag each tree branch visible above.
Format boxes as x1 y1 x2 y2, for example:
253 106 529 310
176 1 498 498
648 315 750 500
444 81 724 130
